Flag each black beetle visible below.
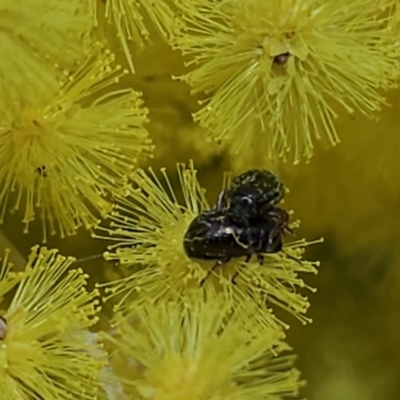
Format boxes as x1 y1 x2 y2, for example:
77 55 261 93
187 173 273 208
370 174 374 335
183 209 283 285
221 169 285 217
183 169 298 285
217 169 293 247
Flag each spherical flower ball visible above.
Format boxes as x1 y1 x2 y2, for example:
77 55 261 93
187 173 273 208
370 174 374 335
0 246 105 399
0 45 153 242
103 293 303 400
95 162 319 328
173 0 399 162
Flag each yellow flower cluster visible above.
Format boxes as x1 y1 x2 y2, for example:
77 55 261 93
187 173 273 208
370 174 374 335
0 44 152 242
0 0 398 399
173 0 398 162
0 246 105 399
96 163 318 325
104 293 302 400
94 161 319 397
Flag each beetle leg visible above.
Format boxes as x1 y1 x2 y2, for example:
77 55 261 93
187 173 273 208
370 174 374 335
200 259 228 286
267 233 283 253
231 271 239 284
232 260 247 285
258 230 264 251
257 254 264 265
266 207 293 249
268 207 290 227
231 254 252 285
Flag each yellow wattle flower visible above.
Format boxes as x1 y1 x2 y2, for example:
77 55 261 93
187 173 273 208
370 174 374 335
0 45 153 242
0 0 91 110
173 0 398 162
0 246 105 399
104 294 303 400
95 162 319 327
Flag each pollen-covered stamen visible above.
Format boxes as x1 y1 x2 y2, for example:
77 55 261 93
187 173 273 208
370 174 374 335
93 0 175 72
0 45 153 242
199 238 320 326
173 0 398 162
96 163 319 328
103 294 304 400
94 162 210 304
0 248 25 304
0 246 105 399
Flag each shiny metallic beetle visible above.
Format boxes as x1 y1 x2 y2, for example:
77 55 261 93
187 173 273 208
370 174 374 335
184 209 282 262
218 169 292 246
218 169 285 217
183 169 296 285
184 209 283 285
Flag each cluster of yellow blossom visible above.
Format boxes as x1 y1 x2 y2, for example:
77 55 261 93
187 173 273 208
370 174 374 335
0 246 105 399
103 292 303 400
94 161 319 397
0 42 152 242
173 0 399 162
0 0 399 399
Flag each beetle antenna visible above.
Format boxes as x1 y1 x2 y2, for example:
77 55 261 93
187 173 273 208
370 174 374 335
74 253 104 264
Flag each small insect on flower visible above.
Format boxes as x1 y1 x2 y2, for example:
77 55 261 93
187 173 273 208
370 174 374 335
184 209 284 285
184 169 297 284
35 165 47 178
222 168 284 213
273 52 290 65
221 169 294 246
100 163 318 324
184 209 284 260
